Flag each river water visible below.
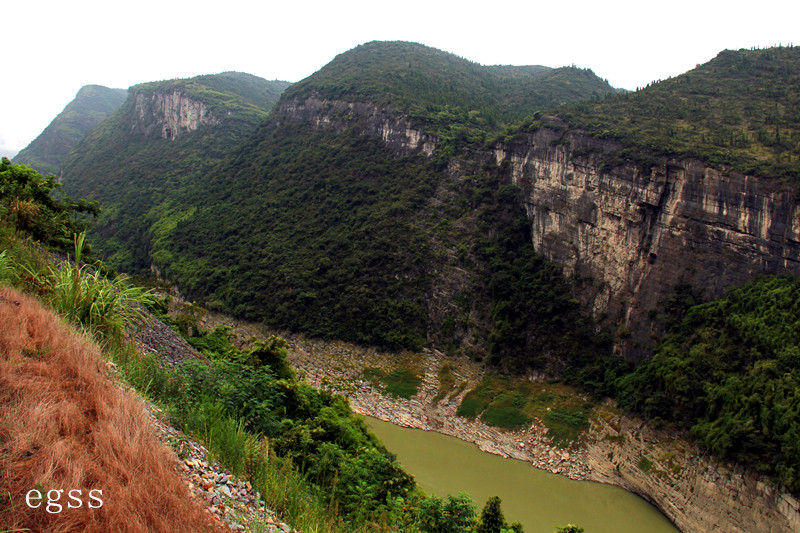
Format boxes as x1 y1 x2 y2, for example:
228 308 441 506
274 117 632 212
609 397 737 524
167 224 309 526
364 416 680 533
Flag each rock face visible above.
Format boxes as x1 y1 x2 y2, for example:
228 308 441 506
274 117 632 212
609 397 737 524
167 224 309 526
491 127 800 359
273 97 800 360
586 416 799 533
274 97 438 157
132 89 219 140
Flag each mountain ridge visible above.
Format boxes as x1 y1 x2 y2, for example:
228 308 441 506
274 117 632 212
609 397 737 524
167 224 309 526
13 84 128 175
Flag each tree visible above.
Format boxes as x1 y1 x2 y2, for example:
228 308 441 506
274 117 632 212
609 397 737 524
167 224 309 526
477 496 506 533
0 158 99 249
555 525 584 533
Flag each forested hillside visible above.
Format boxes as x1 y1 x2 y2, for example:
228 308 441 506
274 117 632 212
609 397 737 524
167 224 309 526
115 42 616 370
13 85 127 175
60 72 290 270
551 46 800 182
615 275 800 492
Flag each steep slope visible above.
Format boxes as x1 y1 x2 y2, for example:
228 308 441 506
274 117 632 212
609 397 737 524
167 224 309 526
555 46 800 182
0 287 223 532
13 85 128 175
60 72 290 270
140 41 614 366
489 46 800 360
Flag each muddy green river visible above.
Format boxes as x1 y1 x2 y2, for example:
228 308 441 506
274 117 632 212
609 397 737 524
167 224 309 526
364 416 680 533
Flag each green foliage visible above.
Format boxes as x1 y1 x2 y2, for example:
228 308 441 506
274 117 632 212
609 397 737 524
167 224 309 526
158 125 435 350
13 85 128 176
615 274 800 492
363 367 423 399
458 377 595 446
554 526 584 533
480 404 529 429
60 73 289 273
287 41 615 132
0 158 99 250
543 408 590 447
555 46 800 183
476 496 512 533
49 233 152 341
450 170 611 378
414 493 477 533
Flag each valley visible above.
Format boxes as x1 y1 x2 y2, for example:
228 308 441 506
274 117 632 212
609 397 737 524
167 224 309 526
5 39 800 532
183 300 798 533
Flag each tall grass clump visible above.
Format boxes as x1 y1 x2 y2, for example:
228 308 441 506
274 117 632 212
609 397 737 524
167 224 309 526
27 232 155 344
0 250 13 285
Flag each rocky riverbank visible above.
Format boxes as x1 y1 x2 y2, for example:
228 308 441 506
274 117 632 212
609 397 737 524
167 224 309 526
190 306 799 533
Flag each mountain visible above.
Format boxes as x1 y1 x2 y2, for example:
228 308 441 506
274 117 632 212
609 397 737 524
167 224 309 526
54 41 800 511
60 42 800 373
554 46 800 182
490 46 800 360
60 72 291 268
13 85 128 175
65 41 614 370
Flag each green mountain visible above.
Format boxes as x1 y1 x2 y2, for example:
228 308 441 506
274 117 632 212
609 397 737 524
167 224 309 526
551 46 800 182
60 72 291 268
56 42 800 499
90 41 614 369
287 41 616 118
13 85 128 175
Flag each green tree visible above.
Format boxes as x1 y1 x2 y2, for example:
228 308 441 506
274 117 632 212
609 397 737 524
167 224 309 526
0 157 99 249
555 525 584 533
477 496 506 533
416 493 477 533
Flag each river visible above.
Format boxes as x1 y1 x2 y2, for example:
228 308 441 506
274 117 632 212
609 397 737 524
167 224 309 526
364 416 679 533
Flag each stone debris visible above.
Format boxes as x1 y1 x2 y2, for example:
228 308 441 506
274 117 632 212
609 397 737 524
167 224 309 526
146 404 298 533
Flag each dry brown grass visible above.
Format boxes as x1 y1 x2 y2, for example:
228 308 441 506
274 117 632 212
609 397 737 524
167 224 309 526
0 287 224 533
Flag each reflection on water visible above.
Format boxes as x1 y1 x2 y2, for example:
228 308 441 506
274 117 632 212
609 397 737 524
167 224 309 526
364 416 679 533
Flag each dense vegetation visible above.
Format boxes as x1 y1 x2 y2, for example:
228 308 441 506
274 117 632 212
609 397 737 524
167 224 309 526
553 46 800 182
13 85 128 175
60 72 290 271
287 41 616 150
2 159 542 532
455 170 611 373
614 275 800 492
158 124 437 349
0 157 99 250
41 41 800 501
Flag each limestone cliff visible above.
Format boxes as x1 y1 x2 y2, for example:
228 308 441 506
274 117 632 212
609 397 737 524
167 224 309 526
492 126 800 359
131 89 219 140
275 97 800 361
275 97 438 157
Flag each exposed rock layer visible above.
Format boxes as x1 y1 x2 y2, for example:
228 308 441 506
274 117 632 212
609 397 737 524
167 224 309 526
275 97 800 359
493 128 800 358
132 89 219 140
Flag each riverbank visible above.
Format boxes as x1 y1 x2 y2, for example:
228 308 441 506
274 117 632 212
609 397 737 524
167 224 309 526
189 305 799 533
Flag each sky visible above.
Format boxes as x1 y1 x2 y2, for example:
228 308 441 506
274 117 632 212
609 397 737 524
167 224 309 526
2 0 797 158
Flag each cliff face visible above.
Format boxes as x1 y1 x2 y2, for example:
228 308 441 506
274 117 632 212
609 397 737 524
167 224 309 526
493 127 800 359
275 97 438 157
586 414 799 533
132 89 219 140
274 97 800 360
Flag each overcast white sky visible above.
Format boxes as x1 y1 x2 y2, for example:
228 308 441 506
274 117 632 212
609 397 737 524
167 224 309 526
2 0 797 158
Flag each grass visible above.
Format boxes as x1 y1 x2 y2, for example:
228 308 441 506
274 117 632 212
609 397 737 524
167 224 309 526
457 375 596 445
432 362 457 403
15 232 155 345
0 230 353 532
0 287 221 532
361 366 422 399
